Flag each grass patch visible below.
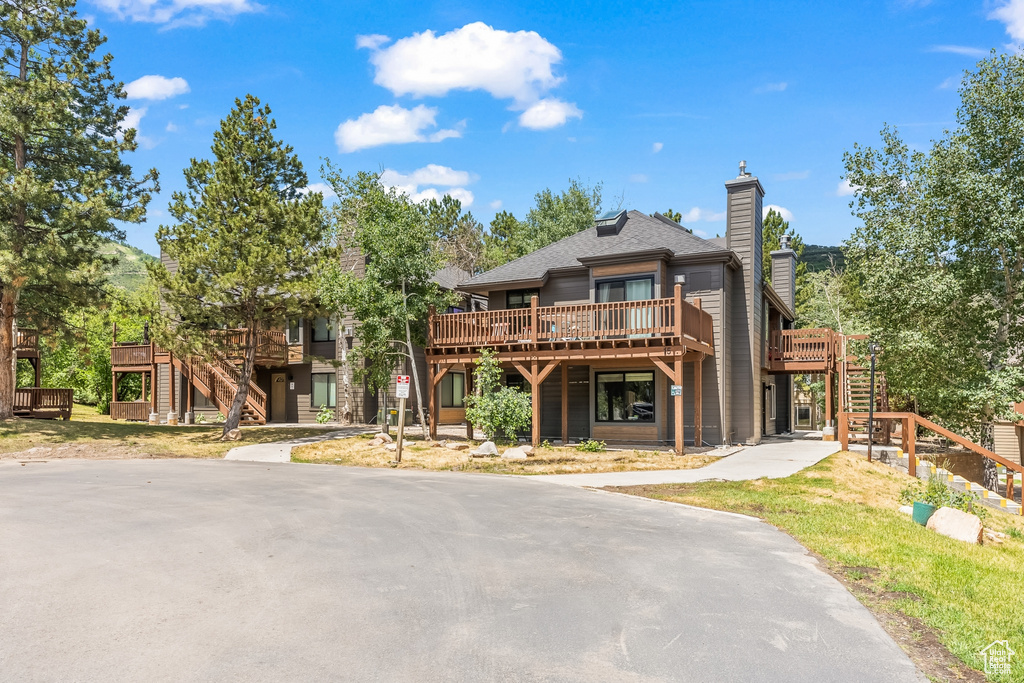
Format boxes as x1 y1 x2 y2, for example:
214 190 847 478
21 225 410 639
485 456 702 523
610 451 1024 682
1 404 335 460
293 436 720 475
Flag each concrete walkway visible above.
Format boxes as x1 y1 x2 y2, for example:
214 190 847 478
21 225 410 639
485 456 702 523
223 427 367 463
531 437 841 487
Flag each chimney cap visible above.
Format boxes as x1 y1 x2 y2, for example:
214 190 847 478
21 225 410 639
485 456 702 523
780 234 792 250
739 160 749 177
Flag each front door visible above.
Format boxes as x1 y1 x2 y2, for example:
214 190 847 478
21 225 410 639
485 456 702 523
271 373 287 423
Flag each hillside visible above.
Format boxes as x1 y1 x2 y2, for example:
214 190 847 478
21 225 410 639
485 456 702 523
801 244 844 272
99 240 156 291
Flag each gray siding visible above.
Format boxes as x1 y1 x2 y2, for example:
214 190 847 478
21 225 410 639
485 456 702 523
993 423 1024 466
542 273 590 306
539 365 591 441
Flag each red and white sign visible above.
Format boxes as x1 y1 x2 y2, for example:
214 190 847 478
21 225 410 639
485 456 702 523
396 375 410 399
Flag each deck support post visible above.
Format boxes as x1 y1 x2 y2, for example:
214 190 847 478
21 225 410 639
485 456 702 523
168 353 175 416
561 361 569 446
531 359 540 447
674 358 684 455
465 365 473 440
907 415 916 479
141 372 147 405
825 370 834 428
112 372 118 404
427 362 437 441
839 412 849 450
694 356 703 447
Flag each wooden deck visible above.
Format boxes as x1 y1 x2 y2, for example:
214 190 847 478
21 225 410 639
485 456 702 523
16 329 39 359
14 388 73 420
767 328 838 373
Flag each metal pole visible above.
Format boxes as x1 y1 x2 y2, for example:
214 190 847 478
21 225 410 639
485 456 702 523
395 396 406 463
868 343 877 462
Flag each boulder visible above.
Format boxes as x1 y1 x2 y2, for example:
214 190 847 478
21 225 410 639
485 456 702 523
471 441 498 456
384 443 397 452
926 506 983 544
369 437 384 447
433 441 446 448
448 442 469 451
521 445 534 456
221 429 242 442
501 447 528 460
376 433 393 444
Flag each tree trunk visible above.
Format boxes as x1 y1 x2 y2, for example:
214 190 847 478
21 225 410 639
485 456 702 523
403 281 428 439
0 286 18 420
223 326 258 436
339 326 354 424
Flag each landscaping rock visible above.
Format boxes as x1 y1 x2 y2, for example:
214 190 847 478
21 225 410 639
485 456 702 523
369 437 384 447
926 506 983 544
471 441 498 456
898 505 913 516
221 429 242 442
433 441 446 448
521 445 534 456
384 443 397 452
376 433 393 444
501 447 528 460
448 442 469 451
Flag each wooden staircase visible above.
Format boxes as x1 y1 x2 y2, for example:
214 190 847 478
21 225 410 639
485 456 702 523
172 355 267 425
843 363 890 442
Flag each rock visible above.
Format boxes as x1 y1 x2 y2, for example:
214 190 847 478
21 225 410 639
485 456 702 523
520 445 534 456
898 505 913 516
384 443 397 452
501 447 528 460
433 441 446 448
448 442 469 451
471 441 498 456
221 429 242 442
369 437 384 447
376 433 393 444
926 506 983 544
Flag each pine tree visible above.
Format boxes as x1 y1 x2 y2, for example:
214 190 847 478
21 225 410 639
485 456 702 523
762 208 809 312
151 95 328 436
0 0 157 418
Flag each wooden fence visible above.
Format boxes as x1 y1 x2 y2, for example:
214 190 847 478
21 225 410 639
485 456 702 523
14 388 73 419
110 401 150 421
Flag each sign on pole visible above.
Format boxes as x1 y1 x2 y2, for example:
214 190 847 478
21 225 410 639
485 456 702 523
396 375 410 399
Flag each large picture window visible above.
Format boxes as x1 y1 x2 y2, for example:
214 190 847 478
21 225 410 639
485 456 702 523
311 373 337 408
311 317 336 342
440 372 465 408
595 371 655 422
596 276 653 303
506 289 539 309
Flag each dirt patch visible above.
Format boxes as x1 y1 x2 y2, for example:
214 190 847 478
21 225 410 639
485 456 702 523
1 443 182 461
825 558 986 683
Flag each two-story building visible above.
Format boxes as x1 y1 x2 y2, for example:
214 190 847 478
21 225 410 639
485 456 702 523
425 165 799 451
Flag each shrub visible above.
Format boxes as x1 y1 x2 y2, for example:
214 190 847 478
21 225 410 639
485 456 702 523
575 439 606 453
899 476 988 522
464 349 533 442
214 411 225 424
315 404 333 424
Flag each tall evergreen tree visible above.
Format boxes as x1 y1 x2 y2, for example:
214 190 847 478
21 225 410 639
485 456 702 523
0 0 156 418
761 208 809 313
151 95 327 436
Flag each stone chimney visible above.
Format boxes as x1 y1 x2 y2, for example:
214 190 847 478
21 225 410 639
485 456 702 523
770 233 796 314
725 161 766 445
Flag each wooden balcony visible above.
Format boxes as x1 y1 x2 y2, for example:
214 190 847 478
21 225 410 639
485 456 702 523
111 330 288 373
110 401 150 421
427 296 715 364
14 388 73 419
112 342 154 371
767 328 838 373
16 329 39 359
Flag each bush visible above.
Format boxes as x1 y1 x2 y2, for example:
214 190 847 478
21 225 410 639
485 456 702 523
899 476 988 522
315 404 333 424
575 439 606 453
464 349 533 442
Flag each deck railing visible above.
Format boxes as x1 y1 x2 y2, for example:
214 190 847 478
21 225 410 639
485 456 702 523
430 297 714 349
110 401 150 421
768 329 838 366
16 328 38 352
14 388 73 418
111 343 154 368
210 329 288 363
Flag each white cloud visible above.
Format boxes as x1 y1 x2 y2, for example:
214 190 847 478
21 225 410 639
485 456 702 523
938 75 961 90
121 106 147 132
165 121 178 132
518 98 582 129
380 164 476 208
652 142 663 154
489 199 503 210
125 75 190 100
773 170 810 181
94 0 261 26
356 34 390 50
836 179 860 197
754 81 788 94
300 182 337 199
990 0 1024 42
334 104 462 153
681 207 726 223
629 173 649 183
928 44 988 57
764 204 794 221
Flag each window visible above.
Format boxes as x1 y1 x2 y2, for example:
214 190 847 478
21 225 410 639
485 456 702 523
287 318 300 344
765 384 776 420
595 371 655 422
596 277 653 303
311 317 336 342
505 372 526 391
446 306 465 314
441 372 465 408
506 289 539 309
796 405 812 428
311 373 336 408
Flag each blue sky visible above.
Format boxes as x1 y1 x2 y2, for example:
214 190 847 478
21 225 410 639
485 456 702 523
90 0 1024 255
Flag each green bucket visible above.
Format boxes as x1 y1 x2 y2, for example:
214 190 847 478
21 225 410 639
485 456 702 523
912 501 936 526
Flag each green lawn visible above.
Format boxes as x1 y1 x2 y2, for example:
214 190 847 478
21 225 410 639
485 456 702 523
610 451 1024 682
1 404 333 459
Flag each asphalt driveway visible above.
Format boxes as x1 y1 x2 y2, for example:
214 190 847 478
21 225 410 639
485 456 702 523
0 460 923 682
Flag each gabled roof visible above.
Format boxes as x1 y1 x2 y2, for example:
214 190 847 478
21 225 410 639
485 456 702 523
462 210 732 290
